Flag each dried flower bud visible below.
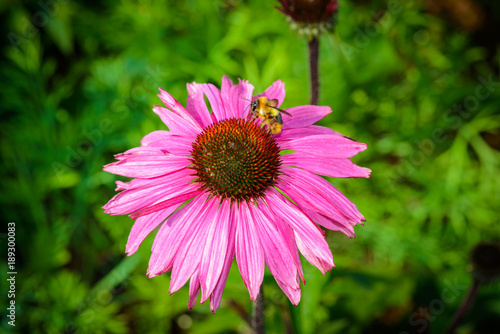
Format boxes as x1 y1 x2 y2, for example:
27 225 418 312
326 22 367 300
470 242 500 283
277 0 339 36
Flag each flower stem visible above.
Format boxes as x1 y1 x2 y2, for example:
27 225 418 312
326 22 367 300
446 278 480 334
308 35 320 105
252 285 265 334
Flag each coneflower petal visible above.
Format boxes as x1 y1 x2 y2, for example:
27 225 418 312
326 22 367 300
147 193 209 277
126 205 181 256
235 202 265 301
266 189 334 273
281 105 332 129
253 80 286 108
200 83 227 121
199 199 232 302
275 125 342 141
170 197 220 294
158 88 203 131
153 105 200 138
186 82 213 128
279 134 367 158
282 152 371 178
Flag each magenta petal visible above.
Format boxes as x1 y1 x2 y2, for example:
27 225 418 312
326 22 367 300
302 207 355 237
140 130 171 146
281 105 332 129
266 189 334 274
142 134 192 155
253 80 286 108
153 106 200 138
280 135 367 158
283 166 366 222
130 189 201 219
158 88 203 131
170 197 220 294
281 152 371 178
275 125 342 142
186 82 213 128
141 130 192 155
188 272 200 310
199 200 232 302
209 209 236 313
125 204 181 256
209 256 234 313
275 277 301 305
258 200 305 283
248 203 300 290
277 174 360 232
295 233 334 274
147 193 209 277
235 202 264 301
221 75 254 119
114 146 162 160
104 154 190 178
200 83 227 121
103 169 196 215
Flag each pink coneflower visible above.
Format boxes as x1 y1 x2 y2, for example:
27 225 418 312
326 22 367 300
103 76 370 312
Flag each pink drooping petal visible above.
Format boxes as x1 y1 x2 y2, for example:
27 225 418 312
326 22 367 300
283 166 366 222
170 197 220 294
147 193 209 277
253 80 286 108
235 202 265 301
158 88 203 131
186 82 213 128
301 207 355 237
281 153 371 178
275 276 301 305
278 174 359 234
266 189 334 274
113 174 166 191
141 132 192 155
103 154 190 178
115 181 128 191
295 232 334 274
125 204 181 256
140 130 171 146
221 75 254 119
130 189 202 219
114 146 162 160
188 272 200 310
279 135 367 158
258 200 304 284
103 168 196 215
199 199 232 302
275 125 342 142
153 105 200 138
209 258 234 313
281 105 332 129
278 175 359 225
248 202 300 290
209 207 236 313
200 83 227 121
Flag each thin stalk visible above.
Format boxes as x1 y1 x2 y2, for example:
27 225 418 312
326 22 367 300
308 35 320 105
251 285 265 334
446 278 480 334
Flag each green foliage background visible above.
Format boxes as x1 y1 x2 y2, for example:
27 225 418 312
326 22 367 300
1 0 500 333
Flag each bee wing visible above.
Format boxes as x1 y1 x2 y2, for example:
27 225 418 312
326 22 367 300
267 99 279 107
276 107 292 117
